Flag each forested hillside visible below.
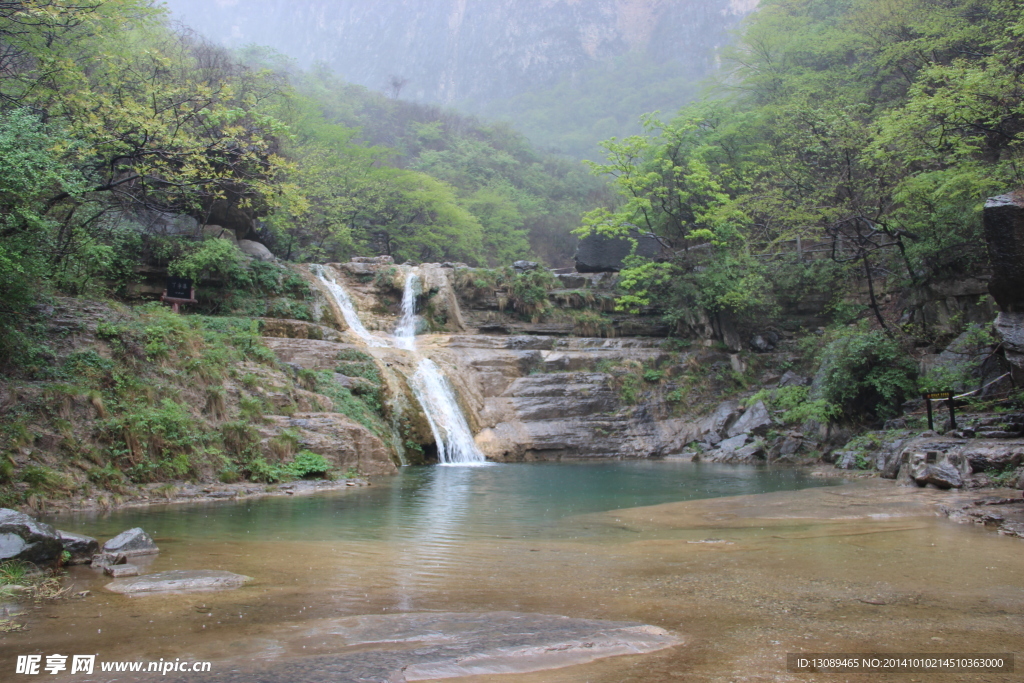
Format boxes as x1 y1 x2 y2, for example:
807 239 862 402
580 0 1022 422
0 1 600 375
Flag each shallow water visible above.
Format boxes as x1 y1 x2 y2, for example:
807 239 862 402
5 464 1023 682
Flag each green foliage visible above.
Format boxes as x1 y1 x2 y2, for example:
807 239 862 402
643 369 665 383
0 560 30 586
619 374 642 405
103 398 204 482
506 269 556 321
816 326 918 421
310 370 386 436
168 239 249 287
579 0 1019 327
287 450 331 479
918 323 997 393
747 386 842 426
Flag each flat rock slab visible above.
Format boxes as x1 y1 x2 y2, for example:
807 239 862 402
106 570 251 595
145 611 682 682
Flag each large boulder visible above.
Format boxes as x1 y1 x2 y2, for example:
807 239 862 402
102 527 159 557
994 312 1024 382
727 400 773 438
915 463 964 489
0 508 63 565
983 194 1024 312
896 443 970 489
699 400 743 441
984 194 1024 380
574 228 662 273
237 239 275 262
57 530 99 565
259 413 398 476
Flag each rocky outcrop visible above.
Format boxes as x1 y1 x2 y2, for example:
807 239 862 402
891 434 1024 489
574 229 663 273
0 508 63 565
259 413 397 476
984 193 1024 381
994 312 1024 382
726 400 772 438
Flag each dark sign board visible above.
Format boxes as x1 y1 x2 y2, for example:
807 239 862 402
166 277 193 299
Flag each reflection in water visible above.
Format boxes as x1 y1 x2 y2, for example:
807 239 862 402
21 467 1023 682
390 466 475 610
50 462 835 608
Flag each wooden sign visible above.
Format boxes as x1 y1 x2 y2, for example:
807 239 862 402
923 391 953 400
922 390 956 432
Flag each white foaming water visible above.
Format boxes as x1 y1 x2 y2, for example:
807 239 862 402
313 264 486 466
393 272 418 351
311 264 389 347
395 270 487 465
410 358 486 465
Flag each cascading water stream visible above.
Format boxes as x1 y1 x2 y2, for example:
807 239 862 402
393 271 418 351
394 271 487 465
311 264 389 347
311 264 486 466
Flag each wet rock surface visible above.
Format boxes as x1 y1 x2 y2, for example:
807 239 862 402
145 612 681 682
0 508 62 564
105 569 252 595
102 527 159 557
56 530 98 565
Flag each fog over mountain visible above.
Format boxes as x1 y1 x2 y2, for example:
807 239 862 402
160 0 756 155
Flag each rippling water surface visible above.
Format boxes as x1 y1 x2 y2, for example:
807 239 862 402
15 463 1023 682
64 461 837 544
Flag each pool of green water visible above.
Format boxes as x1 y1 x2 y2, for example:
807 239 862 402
54 461 839 544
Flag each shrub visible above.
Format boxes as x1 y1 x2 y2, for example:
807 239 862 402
288 450 331 478
746 385 842 426
816 326 917 421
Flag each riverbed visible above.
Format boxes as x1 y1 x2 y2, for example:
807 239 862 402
3 462 1021 682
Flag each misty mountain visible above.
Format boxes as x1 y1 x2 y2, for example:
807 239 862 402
161 0 757 157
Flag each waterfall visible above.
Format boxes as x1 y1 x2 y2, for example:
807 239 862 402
393 272 418 351
311 264 389 347
314 264 486 466
395 270 487 466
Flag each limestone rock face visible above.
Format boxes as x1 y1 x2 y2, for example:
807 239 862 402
438 335 705 461
0 508 63 565
260 413 398 476
159 0 751 108
994 312 1024 381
